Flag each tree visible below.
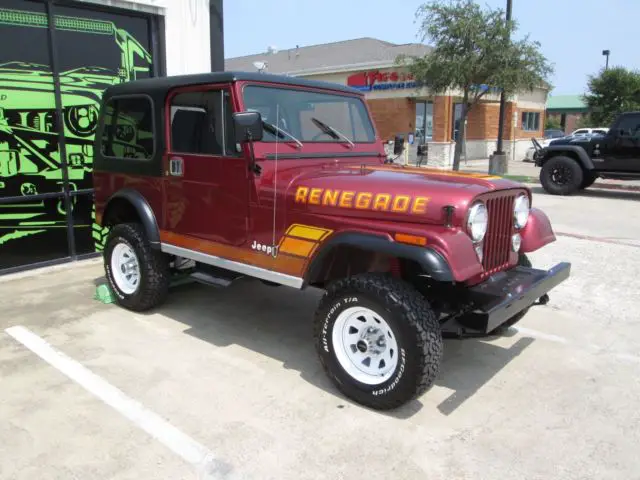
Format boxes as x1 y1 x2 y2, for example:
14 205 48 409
397 0 553 170
575 114 597 129
583 67 640 126
545 115 562 130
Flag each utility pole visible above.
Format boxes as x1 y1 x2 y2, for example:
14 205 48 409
210 0 224 71
489 0 512 174
602 49 610 70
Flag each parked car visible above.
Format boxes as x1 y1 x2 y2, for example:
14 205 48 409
533 112 640 194
570 127 609 136
544 129 565 139
523 129 569 162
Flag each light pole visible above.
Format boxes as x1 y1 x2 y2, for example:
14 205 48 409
491 0 512 174
602 49 610 70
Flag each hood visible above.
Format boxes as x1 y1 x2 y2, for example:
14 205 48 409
287 163 524 225
549 133 603 147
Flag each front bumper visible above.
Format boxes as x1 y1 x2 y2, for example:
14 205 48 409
450 262 571 334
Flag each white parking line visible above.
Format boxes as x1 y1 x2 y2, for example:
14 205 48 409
5 326 227 480
513 326 640 365
513 326 569 344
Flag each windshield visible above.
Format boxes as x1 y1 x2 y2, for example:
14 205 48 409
242 85 376 144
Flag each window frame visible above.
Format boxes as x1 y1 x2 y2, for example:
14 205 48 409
166 85 240 157
240 83 377 145
99 93 156 161
521 111 540 132
415 100 433 143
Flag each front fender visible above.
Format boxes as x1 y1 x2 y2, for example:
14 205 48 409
540 145 594 169
520 208 556 253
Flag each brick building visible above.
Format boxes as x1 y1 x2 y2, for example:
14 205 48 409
225 38 549 167
545 95 589 134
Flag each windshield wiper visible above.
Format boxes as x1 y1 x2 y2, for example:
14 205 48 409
311 117 355 148
262 121 303 148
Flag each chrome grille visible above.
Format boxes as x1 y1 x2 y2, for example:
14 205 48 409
482 193 516 276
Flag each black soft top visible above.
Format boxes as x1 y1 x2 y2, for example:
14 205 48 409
102 70 363 102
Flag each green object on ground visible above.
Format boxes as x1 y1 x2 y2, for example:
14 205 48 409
502 174 538 183
94 283 115 304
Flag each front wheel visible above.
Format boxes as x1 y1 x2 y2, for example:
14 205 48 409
314 273 443 410
104 223 170 312
540 156 583 195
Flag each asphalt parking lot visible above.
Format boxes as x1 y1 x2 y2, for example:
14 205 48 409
1 185 639 480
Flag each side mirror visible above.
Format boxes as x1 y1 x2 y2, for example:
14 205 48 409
233 111 263 143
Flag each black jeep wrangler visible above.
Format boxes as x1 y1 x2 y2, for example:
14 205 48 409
534 112 640 195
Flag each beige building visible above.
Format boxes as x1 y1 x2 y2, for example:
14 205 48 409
226 38 549 167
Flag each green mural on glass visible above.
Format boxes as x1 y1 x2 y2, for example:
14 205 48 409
0 7 152 252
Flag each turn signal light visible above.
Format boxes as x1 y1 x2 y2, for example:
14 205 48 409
394 233 427 246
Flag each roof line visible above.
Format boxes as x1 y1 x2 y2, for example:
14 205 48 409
282 60 400 76
225 36 396 61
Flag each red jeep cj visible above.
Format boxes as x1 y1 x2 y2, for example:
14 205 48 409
93 72 570 410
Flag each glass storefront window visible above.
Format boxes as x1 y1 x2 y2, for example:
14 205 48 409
415 101 433 144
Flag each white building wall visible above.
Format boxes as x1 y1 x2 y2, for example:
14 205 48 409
77 0 212 76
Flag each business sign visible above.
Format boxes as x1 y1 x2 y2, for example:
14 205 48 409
347 70 417 92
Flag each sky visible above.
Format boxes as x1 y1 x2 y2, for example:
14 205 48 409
223 0 640 96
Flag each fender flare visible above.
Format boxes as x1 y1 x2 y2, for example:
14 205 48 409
303 232 454 286
103 188 161 248
542 145 595 170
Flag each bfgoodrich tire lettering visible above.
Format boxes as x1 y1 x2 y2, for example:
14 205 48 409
104 223 170 312
314 273 443 410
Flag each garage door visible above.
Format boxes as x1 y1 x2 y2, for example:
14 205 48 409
0 0 163 273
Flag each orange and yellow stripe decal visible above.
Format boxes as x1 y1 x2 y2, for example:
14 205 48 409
278 224 333 259
159 230 307 276
159 224 333 278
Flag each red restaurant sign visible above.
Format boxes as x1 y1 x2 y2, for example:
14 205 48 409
347 70 417 91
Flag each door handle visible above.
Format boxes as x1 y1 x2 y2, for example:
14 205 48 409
169 157 184 176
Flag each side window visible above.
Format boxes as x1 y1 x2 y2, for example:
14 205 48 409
616 115 640 138
521 112 540 132
170 89 238 156
101 96 154 159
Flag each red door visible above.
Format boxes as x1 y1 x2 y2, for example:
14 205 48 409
163 86 249 246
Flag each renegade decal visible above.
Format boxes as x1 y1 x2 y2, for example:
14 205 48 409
278 224 333 259
295 187 430 214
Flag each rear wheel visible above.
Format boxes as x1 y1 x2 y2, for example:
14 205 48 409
314 273 443 410
104 223 170 312
540 155 583 195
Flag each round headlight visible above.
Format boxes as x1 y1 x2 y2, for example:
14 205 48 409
467 202 488 242
514 194 530 229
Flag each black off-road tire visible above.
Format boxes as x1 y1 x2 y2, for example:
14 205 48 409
104 223 170 312
491 253 533 334
314 273 443 410
580 172 598 190
540 155 584 195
